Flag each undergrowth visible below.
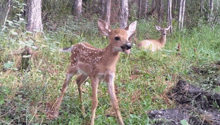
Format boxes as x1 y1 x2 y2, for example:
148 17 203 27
0 18 220 124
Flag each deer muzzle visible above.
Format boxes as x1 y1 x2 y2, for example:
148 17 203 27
121 42 132 54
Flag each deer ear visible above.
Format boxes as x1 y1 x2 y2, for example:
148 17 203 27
165 25 171 30
126 21 137 38
155 26 161 30
124 26 129 30
98 19 111 36
155 25 161 31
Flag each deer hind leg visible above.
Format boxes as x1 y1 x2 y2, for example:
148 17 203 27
48 66 78 119
90 77 100 125
105 74 124 125
76 74 88 114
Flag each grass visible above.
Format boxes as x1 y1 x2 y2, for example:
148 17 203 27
0 18 220 124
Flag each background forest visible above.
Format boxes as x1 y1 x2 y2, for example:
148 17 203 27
0 0 220 124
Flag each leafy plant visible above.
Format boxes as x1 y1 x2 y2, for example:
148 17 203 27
180 119 189 125
3 61 14 69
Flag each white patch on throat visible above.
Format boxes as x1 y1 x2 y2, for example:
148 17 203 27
114 47 122 52
107 73 115 91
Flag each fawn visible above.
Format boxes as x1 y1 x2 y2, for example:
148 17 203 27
138 25 171 52
47 19 137 125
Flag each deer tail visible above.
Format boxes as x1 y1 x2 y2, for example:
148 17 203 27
59 45 74 52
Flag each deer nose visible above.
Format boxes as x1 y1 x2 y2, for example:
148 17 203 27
121 42 132 50
125 42 132 49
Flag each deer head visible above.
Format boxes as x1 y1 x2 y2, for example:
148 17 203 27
98 19 137 54
156 25 171 36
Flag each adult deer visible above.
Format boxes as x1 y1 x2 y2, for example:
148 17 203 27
47 19 137 125
138 25 171 52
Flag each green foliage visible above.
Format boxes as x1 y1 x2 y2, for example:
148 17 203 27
3 61 14 69
1 0 26 31
180 119 189 125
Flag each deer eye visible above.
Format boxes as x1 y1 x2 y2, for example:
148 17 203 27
115 37 120 41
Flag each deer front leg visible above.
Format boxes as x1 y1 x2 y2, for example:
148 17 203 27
90 77 100 125
48 73 73 118
105 73 124 125
76 74 88 114
48 67 77 119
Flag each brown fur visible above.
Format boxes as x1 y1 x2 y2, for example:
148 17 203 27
47 19 137 125
138 25 171 52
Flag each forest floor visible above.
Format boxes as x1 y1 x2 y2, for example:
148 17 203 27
149 62 220 125
0 19 220 124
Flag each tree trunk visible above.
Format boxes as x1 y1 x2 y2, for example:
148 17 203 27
105 0 111 25
172 0 177 18
182 0 186 28
27 0 43 32
217 0 219 10
143 0 148 17
146 0 156 16
119 0 128 29
208 0 213 23
167 0 173 33
138 0 148 18
152 0 156 10
179 0 182 28
200 0 204 15
101 0 111 25
178 0 185 30
138 0 142 18
1 0 11 31
101 0 105 18
157 0 164 24
74 0 82 16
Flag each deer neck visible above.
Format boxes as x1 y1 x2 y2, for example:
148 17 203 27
159 34 166 46
101 42 120 70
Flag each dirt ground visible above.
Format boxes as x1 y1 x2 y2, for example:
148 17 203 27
148 61 220 125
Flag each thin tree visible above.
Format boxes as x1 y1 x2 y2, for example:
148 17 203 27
138 0 143 18
200 0 204 15
74 0 82 16
167 0 173 33
178 0 186 30
1 0 11 31
101 0 105 18
106 0 111 25
172 0 178 18
27 0 43 32
217 0 219 10
143 0 148 17
147 0 163 23
208 0 213 23
182 0 186 28
178 0 183 30
138 0 148 18
146 0 156 17
100 0 111 25
119 0 128 29
157 0 164 24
